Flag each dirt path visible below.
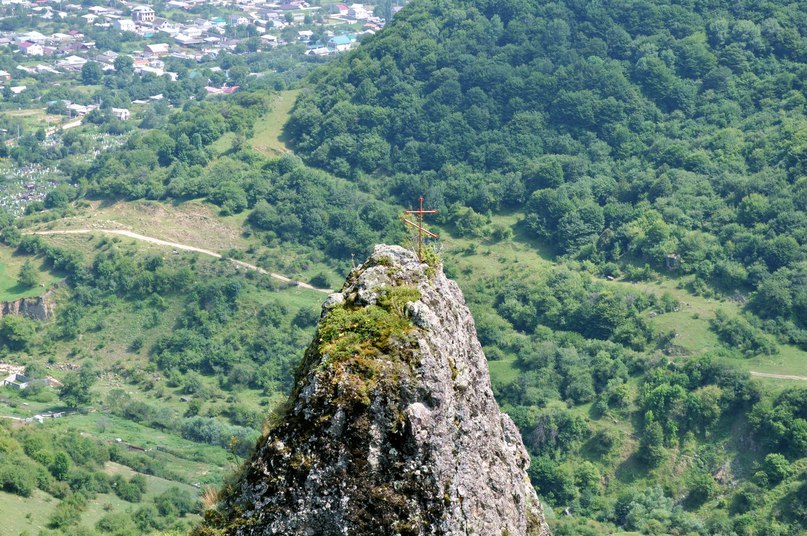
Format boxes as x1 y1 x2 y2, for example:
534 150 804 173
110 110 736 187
750 371 807 381
26 229 331 294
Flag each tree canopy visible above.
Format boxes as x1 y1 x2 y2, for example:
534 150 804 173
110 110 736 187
286 0 806 342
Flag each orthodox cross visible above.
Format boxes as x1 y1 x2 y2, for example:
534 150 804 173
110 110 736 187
403 196 438 262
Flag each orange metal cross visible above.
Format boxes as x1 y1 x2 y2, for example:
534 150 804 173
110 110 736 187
403 196 438 262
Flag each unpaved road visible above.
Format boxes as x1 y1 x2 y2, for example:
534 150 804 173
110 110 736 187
26 229 331 294
750 371 807 381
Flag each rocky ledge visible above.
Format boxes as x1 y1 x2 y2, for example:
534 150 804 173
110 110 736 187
198 245 550 536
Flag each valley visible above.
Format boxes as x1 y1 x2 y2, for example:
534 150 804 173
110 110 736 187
0 0 805 534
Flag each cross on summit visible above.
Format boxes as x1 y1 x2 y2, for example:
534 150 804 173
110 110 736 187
403 196 438 262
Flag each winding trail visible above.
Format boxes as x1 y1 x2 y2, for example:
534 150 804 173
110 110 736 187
750 371 807 381
25 229 332 294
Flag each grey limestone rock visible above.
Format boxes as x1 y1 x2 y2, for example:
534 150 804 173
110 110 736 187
204 245 550 536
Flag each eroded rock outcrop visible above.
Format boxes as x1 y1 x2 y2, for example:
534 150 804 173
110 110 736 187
0 290 54 320
201 245 550 536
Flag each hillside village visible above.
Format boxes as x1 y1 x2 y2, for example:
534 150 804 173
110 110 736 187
0 0 404 214
1 0 396 107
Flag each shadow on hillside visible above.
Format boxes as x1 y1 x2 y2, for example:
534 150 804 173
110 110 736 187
615 452 645 484
509 216 558 260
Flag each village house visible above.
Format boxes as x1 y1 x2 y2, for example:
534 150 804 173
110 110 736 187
88 6 114 15
131 5 155 23
65 103 97 116
138 65 164 76
167 0 192 9
145 43 170 56
280 0 308 10
306 46 329 56
96 50 119 65
48 32 74 43
36 64 59 74
1 373 29 390
18 30 48 43
228 14 249 26
32 6 54 19
18 41 44 55
260 34 278 47
348 3 371 20
110 108 130 121
57 55 87 70
328 34 353 52
114 18 137 32
175 34 204 46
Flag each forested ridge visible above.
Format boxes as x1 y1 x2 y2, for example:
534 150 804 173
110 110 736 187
287 0 806 344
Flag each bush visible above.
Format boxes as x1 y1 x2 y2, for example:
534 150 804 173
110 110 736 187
291 307 319 328
762 453 790 484
112 475 144 503
0 461 36 497
309 272 333 289
686 472 716 506
638 419 665 468
154 487 198 517
96 511 138 535
48 493 87 528
133 504 162 531
710 309 777 356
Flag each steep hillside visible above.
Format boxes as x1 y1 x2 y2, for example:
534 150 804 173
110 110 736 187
287 0 806 343
2 2 804 532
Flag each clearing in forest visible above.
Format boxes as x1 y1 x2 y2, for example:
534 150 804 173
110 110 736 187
250 89 301 156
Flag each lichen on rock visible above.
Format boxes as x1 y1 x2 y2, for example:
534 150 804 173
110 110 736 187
198 245 550 536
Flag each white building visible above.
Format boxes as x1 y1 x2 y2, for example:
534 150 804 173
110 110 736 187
57 55 88 69
1 373 29 389
131 5 155 23
145 43 170 55
110 108 130 120
18 42 44 55
114 19 137 32
19 31 47 43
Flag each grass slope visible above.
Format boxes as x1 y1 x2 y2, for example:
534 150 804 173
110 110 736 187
0 489 58 535
249 89 301 157
0 245 61 302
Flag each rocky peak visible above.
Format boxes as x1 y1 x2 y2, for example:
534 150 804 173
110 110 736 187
200 245 550 535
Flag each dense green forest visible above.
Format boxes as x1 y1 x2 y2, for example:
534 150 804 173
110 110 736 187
286 0 806 345
276 0 804 532
0 0 804 534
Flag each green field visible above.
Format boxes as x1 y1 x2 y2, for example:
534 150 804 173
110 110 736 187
250 89 301 156
0 245 60 301
0 489 59 535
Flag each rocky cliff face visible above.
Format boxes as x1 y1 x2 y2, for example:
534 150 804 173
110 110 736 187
201 245 550 536
0 291 54 321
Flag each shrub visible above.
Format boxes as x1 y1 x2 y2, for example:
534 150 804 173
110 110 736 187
154 487 198 517
0 461 36 497
686 472 716 506
762 453 790 484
